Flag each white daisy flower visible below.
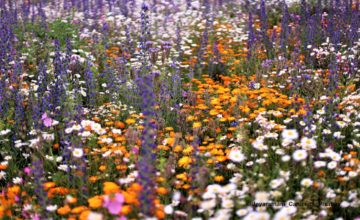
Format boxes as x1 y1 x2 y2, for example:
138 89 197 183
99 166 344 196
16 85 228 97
236 209 248 217
87 212 104 220
327 161 337 169
301 178 313 187
300 137 317 150
12 177 23 184
244 211 270 220
228 148 246 163
281 205 297 215
254 191 270 203
336 121 347 128
200 199 216 210
292 149 308 161
340 201 350 208
273 210 291 220
0 129 11 135
252 140 268 151
270 178 285 189
281 155 291 162
281 129 299 141
46 205 58 212
164 205 174 214
314 161 326 168
72 148 84 158
0 171 6 180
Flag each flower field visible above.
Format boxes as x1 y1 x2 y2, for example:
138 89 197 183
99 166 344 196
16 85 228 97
0 0 360 219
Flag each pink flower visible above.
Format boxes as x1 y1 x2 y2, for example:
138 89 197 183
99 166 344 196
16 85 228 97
41 113 53 127
24 167 31 175
131 146 139 155
103 193 124 215
30 214 40 220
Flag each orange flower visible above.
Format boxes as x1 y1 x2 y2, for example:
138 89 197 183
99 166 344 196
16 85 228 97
156 209 165 219
350 151 357 156
114 121 126 129
71 206 88 214
7 185 20 199
129 183 142 192
0 206 4 219
121 205 132 215
47 187 70 198
182 184 191 190
214 175 224 182
105 121 114 126
57 205 71 215
89 176 98 183
123 191 138 205
88 196 103 209
317 170 325 177
66 195 78 204
343 167 353 172
53 143 60 150
43 182 56 191
103 182 120 194
78 210 91 220
99 165 106 172
156 187 168 195
173 145 183 152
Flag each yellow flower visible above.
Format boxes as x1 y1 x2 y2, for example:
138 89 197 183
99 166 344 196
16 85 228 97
209 109 219 116
125 118 136 125
173 145 183 152
176 173 188 181
219 118 227 122
210 98 220 106
165 127 174 131
182 146 193 155
178 156 192 168
157 145 169 150
186 116 195 121
192 122 202 129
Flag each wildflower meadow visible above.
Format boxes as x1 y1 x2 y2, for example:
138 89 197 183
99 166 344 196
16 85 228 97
0 0 360 219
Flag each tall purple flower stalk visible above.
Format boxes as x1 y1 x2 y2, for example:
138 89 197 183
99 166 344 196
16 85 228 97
31 158 46 216
120 0 129 17
0 9 15 73
28 91 41 130
140 3 150 65
84 62 96 107
247 10 256 59
175 23 183 61
51 39 67 115
260 0 272 57
135 3 158 216
136 73 157 217
196 4 211 74
0 76 5 118
280 1 290 54
349 1 359 46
